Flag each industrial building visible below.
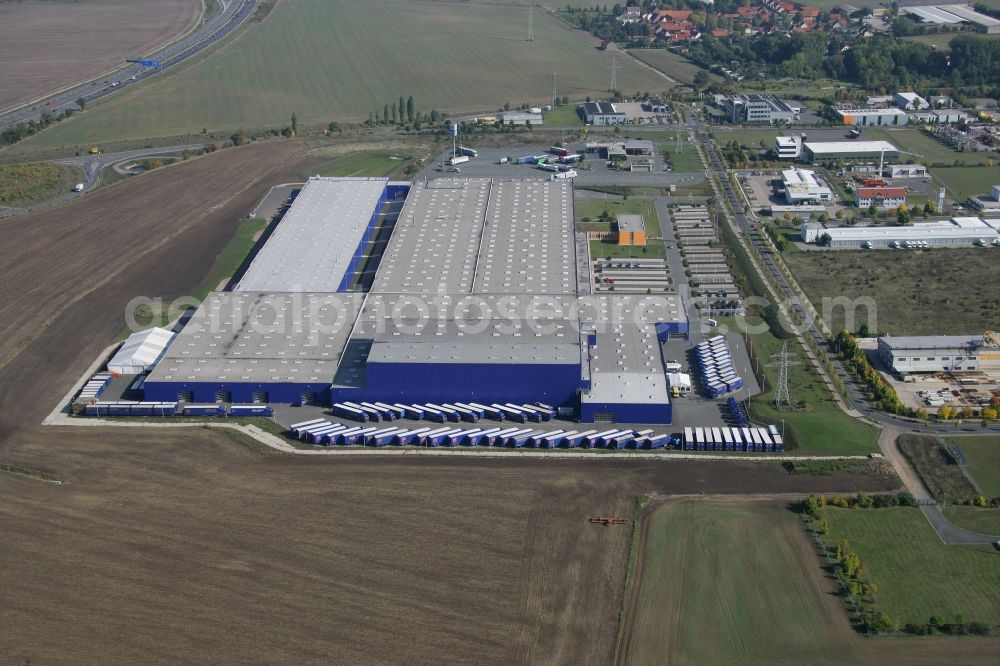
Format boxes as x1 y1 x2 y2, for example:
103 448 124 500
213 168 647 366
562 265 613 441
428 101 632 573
144 176 688 424
884 164 928 178
968 184 1000 212
855 186 907 209
801 216 1000 247
780 168 833 204
803 140 899 163
579 101 627 125
722 94 796 124
902 3 1000 33
877 334 1000 374
894 92 929 111
834 108 909 126
616 214 647 246
500 111 543 125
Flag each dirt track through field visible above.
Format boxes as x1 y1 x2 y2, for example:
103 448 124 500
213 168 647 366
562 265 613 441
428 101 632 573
0 0 201 111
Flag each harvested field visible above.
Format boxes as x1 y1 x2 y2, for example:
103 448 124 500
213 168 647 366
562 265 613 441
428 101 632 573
0 0 201 112
0 429 905 665
0 140 311 375
619 499 1000 665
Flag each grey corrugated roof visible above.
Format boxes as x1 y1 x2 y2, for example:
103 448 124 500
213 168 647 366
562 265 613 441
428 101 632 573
880 335 983 350
236 177 388 293
372 179 490 293
473 180 575 294
146 292 364 383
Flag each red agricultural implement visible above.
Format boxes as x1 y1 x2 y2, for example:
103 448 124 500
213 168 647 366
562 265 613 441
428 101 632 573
589 516 629 526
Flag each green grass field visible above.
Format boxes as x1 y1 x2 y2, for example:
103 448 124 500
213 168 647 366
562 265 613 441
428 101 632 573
955 435 1000 497
577 197 666 258
0 162 82 207
933 166 1000 201
823 506 1000 625
9 0 658 150
191 216 268 300
904 32 1000 50
783 248 1000 336
734 317 880 454
863 128 997 167
542 104 583 126
627 48 720 86
898 433 978 501
943 505 1000 536
627 502 854 665
306 151 411 179
659 143 703 172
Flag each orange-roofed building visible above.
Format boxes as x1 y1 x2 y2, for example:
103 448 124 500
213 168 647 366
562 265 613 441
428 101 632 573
659 9 693 21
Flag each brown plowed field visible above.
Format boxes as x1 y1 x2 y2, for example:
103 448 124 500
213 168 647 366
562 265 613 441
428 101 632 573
0 0 201 112
0 140 975 664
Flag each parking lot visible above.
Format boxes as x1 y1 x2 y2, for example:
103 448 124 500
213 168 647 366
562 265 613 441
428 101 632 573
417 146 705 188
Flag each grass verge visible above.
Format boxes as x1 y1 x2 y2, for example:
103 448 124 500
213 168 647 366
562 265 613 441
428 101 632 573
0 162 83 207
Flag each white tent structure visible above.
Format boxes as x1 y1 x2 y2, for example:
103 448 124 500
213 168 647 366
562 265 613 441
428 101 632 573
107 327 176 375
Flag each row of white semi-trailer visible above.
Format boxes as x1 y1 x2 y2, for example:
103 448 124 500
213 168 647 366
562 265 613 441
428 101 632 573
331 400 556 424
289 419 672 449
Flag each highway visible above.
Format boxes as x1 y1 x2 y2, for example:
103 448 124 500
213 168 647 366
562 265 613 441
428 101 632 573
0 0 256 134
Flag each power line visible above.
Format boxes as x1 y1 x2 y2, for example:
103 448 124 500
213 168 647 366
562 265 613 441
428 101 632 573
767 342 799 407
610 50 616 92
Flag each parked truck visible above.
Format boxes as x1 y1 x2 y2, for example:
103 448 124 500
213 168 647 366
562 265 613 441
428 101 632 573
73 183 85 192
448 155 469 166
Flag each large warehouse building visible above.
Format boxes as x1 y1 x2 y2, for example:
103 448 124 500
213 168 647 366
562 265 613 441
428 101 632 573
144 176 687 423
801 216 1000 247
878 334 1000 374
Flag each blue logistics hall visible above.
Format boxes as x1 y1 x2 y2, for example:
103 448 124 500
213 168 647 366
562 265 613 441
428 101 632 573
144 176 689 423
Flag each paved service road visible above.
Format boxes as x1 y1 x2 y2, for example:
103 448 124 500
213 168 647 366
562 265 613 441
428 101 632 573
0 0 256 134
0 144 204 218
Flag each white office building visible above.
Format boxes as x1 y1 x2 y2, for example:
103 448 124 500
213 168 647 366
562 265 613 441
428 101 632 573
774 136 803 159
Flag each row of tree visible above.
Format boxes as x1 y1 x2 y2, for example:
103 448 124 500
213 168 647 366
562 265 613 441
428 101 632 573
365 96 440 128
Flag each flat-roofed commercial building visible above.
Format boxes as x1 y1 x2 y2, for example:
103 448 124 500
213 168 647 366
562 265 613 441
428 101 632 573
774 135 803 159
877 335 1000 374
804 140 899 163
801 216 1000 247
781 168 832 204
834 108 909 126
616 214 647 246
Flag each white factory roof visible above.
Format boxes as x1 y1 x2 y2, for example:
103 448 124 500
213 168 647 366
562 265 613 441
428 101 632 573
820 217 1000 242
584 372 670 405
880 335 984 350
108 327 176 375
836 108 907 116
775 136 801 147
805 140 898 154
236 177 388 293
782 168 821 187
